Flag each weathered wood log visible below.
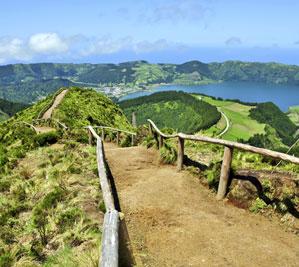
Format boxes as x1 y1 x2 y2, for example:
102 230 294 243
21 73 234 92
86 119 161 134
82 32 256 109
159 135 164 149
92 126 136 136
102 128 105 141
178 133 299 165
88 129 93 145
177 137 185 171
147 119 177 138
96 138 115 210
149 123 153 136
116 131 120 145
217 146 233 200
99 210 119 267
132 112 137 127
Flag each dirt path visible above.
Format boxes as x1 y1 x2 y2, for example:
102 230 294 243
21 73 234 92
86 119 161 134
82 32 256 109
104 143 299 267
217 108 230 137
42 89 68 120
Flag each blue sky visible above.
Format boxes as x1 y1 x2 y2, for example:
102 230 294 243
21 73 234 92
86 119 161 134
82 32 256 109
1 0 299 64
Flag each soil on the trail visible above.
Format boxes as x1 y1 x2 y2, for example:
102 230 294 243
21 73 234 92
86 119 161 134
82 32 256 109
34 89 68 133
104 143 299 267
42 89 68 119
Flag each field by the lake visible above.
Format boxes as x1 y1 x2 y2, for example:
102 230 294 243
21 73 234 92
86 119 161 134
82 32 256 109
196 95 266 141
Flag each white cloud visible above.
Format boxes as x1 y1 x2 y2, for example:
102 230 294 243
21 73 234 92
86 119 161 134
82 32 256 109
29 33 68 54
0 33 185 63
0 37 31 63
138 0 211 24
225 37 242 46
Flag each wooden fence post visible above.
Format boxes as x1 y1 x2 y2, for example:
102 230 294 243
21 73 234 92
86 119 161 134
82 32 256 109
149 123 153 135
158 135 164 149
177 137 185 171
116 131 120 146
131 134 135 146
101 128 105 141
88 129 93 145
216 146 233 200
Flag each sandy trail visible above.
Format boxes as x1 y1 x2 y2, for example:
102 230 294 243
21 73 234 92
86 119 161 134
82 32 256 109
104 143 299 267
42 89 68 119
34 89 68 133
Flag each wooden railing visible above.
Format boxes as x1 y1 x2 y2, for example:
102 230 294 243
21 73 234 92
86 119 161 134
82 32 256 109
147 119 299 200
32 118 68 130
91 126 136 146
87 126 119 267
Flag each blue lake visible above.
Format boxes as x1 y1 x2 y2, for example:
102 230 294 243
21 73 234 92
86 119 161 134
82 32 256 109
120 82 299 111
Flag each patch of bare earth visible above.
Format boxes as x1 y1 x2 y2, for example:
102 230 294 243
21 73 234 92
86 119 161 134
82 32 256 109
105 143 299 267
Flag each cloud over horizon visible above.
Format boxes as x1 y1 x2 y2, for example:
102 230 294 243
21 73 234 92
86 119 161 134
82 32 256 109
0 33 186 64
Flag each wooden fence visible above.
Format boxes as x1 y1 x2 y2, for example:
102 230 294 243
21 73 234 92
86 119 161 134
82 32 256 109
147 119 299 200
32 118 68 130
87 126 119 267
92 126 136 146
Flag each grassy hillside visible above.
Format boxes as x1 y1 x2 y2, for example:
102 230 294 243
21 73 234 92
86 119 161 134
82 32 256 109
198 95 266 141
119 91 221 133
53 87 131 129
0 87 131 174
249 102 297 146
0 143 102 267
2 60 299 104
0 87 133 266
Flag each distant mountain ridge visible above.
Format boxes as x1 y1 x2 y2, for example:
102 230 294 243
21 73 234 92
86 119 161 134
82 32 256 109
1 60 299 103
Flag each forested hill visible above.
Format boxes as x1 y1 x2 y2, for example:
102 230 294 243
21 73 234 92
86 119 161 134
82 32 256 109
0 98 28 121
1 60 299 104
119 91 221 133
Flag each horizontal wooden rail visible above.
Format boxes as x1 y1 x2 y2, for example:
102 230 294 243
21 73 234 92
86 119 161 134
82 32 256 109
92 126 136 136
87 126 119 267
178 133 299 165
147 119 299 200
33 118 68 130
13 121 38 133
147 119 178 138
86 125 136 147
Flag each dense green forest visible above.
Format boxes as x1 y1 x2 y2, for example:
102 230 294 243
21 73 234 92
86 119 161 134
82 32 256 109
249 102 298 146
0 98 28 117
119 91 221 133
2 60 299 104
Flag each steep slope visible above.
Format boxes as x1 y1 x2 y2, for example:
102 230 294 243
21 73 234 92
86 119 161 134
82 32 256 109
0 87 132 266
0 87 131 173
119 91 220 133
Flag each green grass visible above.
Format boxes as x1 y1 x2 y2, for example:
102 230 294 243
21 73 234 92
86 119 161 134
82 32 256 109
196 95 266 141
0 142 103 266
288 105 299 126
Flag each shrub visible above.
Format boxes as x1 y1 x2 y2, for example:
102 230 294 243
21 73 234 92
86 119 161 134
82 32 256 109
32 206 48 246
120 135 131 147
159 143 177 164
67 164 82 174
40 187 65 210
203 162 221 190
34 131 59 146
249 198 267 213
57 207 82 232
0 253 13 267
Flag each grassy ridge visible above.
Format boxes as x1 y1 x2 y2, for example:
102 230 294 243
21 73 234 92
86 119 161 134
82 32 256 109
198 95 266 141
53 87 131 129
120 91 221 133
